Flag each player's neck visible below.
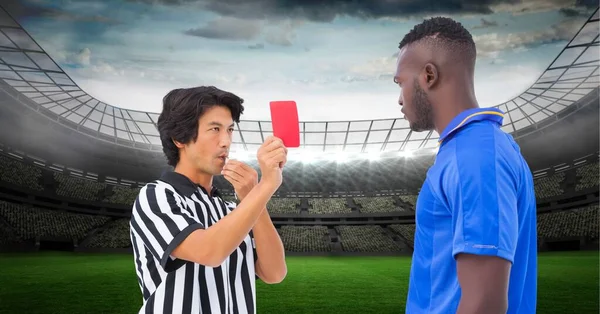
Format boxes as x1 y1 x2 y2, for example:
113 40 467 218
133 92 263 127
174 163 214 195
434 89 479 135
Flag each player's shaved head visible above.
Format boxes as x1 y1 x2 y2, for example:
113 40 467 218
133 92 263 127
394 17 479 133
395 16 477 86
398 16 476 70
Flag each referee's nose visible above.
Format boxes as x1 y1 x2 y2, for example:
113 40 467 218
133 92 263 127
219 131 232 149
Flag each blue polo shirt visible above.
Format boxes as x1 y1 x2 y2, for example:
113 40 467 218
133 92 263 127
405 107 537 313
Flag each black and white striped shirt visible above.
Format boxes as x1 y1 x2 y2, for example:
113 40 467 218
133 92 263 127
130 171 258 314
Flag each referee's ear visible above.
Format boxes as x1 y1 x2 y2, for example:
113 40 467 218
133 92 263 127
422 63 439 90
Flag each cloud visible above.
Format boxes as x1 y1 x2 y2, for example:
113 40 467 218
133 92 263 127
264 21 297 46
473 17 588 58
37 44 93 69
490 0 594 15
9 0 593 30
11 0 584 124
70 47 91 66
248 43 264 49
53 46 182 83
63 49 125 77
348 55 397 80
475 64 541 105
124 0 580 22
182 16 299 46
183 17 262 40
47 44 551 123
559 7 595 17
473 18 500 29
81 63 543 121
3 0 119 24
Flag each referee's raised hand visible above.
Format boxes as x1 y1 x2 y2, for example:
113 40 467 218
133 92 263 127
257 136 288 191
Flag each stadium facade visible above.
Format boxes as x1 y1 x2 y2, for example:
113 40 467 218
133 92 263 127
0 7 598 255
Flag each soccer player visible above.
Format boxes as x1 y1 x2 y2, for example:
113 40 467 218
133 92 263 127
393 17 537 313
129 86 287 314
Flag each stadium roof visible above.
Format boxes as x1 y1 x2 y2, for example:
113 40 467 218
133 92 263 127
0 7 598 161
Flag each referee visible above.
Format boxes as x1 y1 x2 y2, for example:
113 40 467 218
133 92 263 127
393 18 537 313
129 86 287 314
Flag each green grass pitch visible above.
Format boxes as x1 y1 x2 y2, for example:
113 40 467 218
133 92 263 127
0 251 597 313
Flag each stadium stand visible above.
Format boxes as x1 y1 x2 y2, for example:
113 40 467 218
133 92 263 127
0 216 18 245
54 172 106 201
103 185 140 205
399 195 418 209
537 204 599 241
534 172 566 199
0 200 110 242
278 226 331 252
575 162 599 191
0 155 44 191
336 225 404 253
308 198 352 214
388 224 416 248
268 198 301 214
82 218 131 249
354 197 406 213
0 147 598 255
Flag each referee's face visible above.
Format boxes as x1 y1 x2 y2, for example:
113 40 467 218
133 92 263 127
188 105 234 176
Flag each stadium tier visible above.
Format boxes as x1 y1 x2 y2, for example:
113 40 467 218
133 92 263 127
1 198 598 254
0 147 598 254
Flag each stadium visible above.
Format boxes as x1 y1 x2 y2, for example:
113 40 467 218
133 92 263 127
0 2 598 314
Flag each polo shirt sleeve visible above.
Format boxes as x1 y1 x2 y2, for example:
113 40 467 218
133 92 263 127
444 145 519 264
131 183 205 272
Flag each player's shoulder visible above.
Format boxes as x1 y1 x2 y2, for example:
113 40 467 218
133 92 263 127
452 120 499 146
448 122 518 163
440 132 514 182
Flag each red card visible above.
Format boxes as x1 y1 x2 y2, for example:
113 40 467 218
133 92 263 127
270 100 300 147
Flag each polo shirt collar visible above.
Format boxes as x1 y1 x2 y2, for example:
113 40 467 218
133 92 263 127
159 171 221 198
438 107 505 144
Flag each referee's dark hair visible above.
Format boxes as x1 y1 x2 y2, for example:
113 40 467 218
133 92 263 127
399 16 477 66
157 86 245 167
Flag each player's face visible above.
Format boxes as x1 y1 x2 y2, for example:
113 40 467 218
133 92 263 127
183 106 234 176
394 48 435 132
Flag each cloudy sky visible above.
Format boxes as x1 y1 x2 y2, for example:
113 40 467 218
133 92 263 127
3 0 597 121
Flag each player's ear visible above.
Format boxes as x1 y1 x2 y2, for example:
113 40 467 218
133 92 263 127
422 63 438 90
